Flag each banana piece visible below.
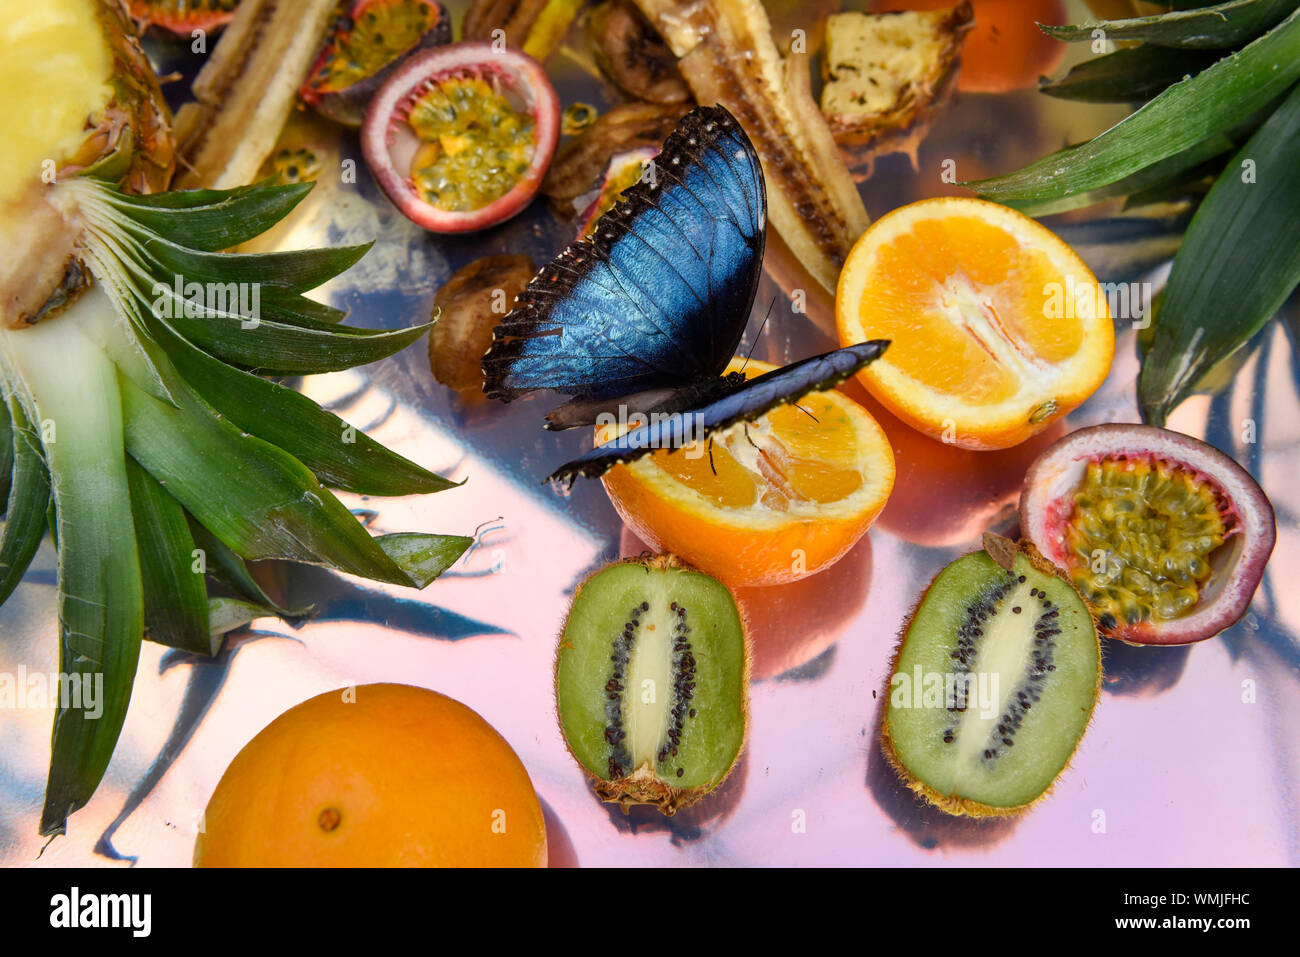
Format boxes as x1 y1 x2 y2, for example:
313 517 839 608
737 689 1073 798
633 0 869 294
173 0 339 189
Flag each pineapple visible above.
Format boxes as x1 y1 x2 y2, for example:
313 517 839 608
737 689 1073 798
0 0 468 837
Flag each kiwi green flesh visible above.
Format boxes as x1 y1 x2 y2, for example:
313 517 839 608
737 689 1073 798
557 562 746 792
887 552 1099 811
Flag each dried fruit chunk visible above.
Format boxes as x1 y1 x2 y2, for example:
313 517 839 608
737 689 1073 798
300 0 452 127
173 0 340 188
555 555 748 815
588 0 690 104
882 541 1101 816
632 0 870 294
542 101 689 214
462 0 585 62
361 42 560 232
1020 424 1276 645
820 5 973 172
429 254 535 402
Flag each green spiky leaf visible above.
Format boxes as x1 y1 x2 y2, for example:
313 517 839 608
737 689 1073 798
971 9 1300 204
1039 45 1218 103
3 310 144 838
102 181 314 251
126 458 213 656
148 315 458 495
0 396 50 606
1138 79 1300 423
1041 0 1300 49
120 345 465 587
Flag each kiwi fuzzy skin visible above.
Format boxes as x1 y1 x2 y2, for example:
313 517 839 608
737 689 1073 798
879 540 1102 819
554 553 752 816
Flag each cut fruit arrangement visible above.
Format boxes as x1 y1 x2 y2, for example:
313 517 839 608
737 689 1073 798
0 0 1285 860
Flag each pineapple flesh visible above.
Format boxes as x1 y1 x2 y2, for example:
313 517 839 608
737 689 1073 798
0 0 173 329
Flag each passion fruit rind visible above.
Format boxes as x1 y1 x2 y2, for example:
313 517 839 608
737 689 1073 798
300 0 452 127
128 0 240 36
1020 424 1276 646
881 536 1102 818
555 554 751 817
361 41 560 233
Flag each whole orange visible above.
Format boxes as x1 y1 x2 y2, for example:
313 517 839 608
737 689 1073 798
193 684 547 867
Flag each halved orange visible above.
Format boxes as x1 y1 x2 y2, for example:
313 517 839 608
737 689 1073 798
599 358 895 587
837 197 1114 450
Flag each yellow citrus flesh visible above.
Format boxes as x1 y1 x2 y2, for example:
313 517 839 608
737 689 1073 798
194 684 548 868
837 197 1114 449
0 0 113 207
601 359 895 587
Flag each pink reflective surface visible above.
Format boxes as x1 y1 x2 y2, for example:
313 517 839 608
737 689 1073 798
2 3 1297 866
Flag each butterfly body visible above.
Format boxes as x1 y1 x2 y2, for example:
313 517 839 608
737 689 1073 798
481 105 888 489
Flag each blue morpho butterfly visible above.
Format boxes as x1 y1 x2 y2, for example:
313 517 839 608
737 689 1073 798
481 104 889 489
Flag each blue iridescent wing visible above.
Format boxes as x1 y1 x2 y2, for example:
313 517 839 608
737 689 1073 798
481 105 766 404
545 340 891 488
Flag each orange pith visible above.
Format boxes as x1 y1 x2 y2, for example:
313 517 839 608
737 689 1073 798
837 197 1113 450
193 684 548 868
600 358 895 587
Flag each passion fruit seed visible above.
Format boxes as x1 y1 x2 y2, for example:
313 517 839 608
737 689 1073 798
406 74 535 212
264 146 322 185
562 102 598 136
309 1 439 93
1064 457 1229 631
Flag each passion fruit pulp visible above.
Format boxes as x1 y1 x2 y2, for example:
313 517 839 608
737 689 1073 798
573 146 657 239
1020 424 1275 645
361 41 560 233
300 0 451 127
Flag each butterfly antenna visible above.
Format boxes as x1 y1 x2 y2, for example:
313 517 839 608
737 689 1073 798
793 403 820 424
740 294 779 373
744 422 760 450
708 437 717 476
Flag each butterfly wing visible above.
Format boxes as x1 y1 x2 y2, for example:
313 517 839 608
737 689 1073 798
545 340 891 488
481 105 766 404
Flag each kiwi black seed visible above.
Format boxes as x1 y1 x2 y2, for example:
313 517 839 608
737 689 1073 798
555 555 749 815
882 541 1100 816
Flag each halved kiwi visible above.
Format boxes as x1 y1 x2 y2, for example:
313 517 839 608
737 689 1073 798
882 537 1101 816
555 555 749 815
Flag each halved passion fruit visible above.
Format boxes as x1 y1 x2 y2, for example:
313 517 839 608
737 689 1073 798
573 146 657 239
1020 424 1275 645
361 42 560 233
300 0 452 128
128 0 240 35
